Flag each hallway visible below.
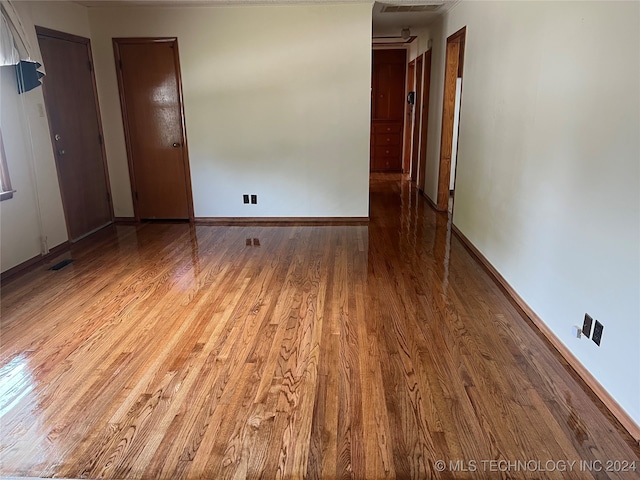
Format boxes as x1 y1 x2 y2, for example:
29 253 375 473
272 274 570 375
0 174 638 478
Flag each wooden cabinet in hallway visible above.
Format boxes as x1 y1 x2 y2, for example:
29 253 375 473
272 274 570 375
371 49 406 172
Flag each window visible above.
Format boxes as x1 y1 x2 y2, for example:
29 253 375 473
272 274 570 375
0 129 15 201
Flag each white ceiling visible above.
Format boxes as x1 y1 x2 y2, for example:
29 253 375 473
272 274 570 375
75 0 453 38
371 1 451 37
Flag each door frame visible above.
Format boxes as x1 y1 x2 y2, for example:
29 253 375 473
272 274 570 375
417 49 432 192
36 26 114 238
436 27 466 211
410 54 423 183
113 37 195 222
403 59 415 174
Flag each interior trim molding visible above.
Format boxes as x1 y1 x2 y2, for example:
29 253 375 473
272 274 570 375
114 216 137 224
420 190 438 211
0 241 71 283
195 217 369 226
452 224 640 446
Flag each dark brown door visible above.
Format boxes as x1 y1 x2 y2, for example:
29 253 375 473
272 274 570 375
410 54 423 183
418 49 432 192
114 38 193 220
37 27 112 241
370 49 406 172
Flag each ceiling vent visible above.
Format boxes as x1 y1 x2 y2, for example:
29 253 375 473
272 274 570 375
380 4 443 13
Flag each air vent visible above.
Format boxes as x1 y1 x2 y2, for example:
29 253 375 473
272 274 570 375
380 4 443 13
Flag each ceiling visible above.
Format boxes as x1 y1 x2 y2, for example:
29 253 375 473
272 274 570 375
371 1 452 37
75 0 454 38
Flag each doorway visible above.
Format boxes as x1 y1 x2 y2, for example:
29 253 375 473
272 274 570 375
113 38 194 221
36 27 113 242
403 59 415 174
436 27 466 211
410 54 423 183
417 49 432 192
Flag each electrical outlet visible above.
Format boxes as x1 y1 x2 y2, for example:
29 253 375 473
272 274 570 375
243 194 249 204
582 313 593 338
592 320 603 346
251 195 257 204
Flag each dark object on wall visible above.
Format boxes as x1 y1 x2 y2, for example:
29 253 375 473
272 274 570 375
16 60 45 93
407 91 415 105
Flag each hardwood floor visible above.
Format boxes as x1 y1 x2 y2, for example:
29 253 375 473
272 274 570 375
1 174 638 479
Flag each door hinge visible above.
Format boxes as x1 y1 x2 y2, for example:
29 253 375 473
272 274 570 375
88 61 93 72
106 191 111 203
135 191 138 201
119 59 123 70
98 134 103 145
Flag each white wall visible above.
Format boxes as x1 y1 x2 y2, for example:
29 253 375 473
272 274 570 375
88 3 373 218
0 1 89 272
427 1 640 424
0 66 43 272
421 17 443 201
408 26 429 63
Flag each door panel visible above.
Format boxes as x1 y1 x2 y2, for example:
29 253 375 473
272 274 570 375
114 39 192 220
37 28 112 241
371 49 406 172
437 39 462 209
403 60 415 173
410 55 423 183
418 50 432 191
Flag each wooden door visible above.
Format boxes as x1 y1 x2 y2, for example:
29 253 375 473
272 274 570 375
437 27 466 210
418 49 432 191
370 49 406 172
403 60 415 174
410 54 423 183
114 38 193 220
37 27 112 241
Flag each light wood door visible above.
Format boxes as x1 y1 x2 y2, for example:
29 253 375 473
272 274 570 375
114 38 193 220
418 49 432 192
437 27 466 210
37 27 112 241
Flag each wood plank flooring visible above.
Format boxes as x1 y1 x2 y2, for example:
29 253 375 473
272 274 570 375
1 174 638 479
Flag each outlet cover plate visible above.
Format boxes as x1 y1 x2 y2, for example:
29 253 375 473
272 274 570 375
582 313 593 338
592 320 603 346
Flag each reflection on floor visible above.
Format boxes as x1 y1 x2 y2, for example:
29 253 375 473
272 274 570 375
1 173 638 478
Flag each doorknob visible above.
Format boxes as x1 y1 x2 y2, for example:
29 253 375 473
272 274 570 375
54 134 61 141
172 142 181 148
